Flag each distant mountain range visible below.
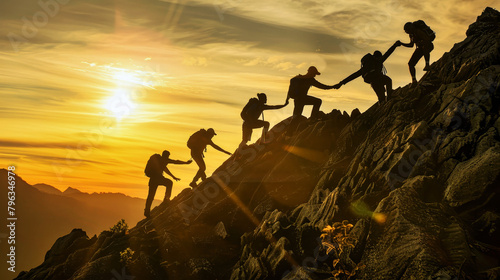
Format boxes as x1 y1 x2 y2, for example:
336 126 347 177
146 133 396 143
0 169 159 279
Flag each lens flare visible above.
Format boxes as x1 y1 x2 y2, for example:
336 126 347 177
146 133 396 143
350 201 387 224
283 145 328 163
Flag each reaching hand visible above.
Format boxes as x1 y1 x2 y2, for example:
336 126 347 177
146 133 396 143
395 40 402 47
173 177 180 181
186 159 193 164
333 83 342 89
226 151 232 156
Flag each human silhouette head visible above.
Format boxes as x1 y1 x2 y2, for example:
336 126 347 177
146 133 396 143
373 50 382 58
306 66 321 77
162 150 170 159
404 22 414 34
207 128 217 137
257 93 267 104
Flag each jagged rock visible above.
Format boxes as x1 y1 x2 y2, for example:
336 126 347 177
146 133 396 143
355 177 470 279
188 258 214 278
444 147 500 207
351 108 361 119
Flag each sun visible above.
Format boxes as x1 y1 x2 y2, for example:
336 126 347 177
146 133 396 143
104 69 149 121
105 88 137 121
113 71 141 85
93 62 165 121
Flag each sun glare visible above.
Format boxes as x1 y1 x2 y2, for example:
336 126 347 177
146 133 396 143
113 71 137 83
103 68 154 120
105 88 137 121
111 68 158 88
92 62 166 121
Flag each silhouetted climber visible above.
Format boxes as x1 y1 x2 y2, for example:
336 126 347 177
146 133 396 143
398 20 436 84
286 66 336 136
334 42 400 104
240 93 288 147
286 66 336 119
187 128 231 188
144 150 192 217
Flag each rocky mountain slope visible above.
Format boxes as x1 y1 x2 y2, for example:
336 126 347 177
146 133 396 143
15 7 500 280
0 170 158 279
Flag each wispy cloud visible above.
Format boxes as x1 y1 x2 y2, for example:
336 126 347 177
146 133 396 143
0 0 495 197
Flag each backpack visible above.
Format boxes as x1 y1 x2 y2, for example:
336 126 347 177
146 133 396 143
187 129 207 150
240 98 262 121
360 54 385 83
413 20 435 42
144 154 162 177
287 76 301 99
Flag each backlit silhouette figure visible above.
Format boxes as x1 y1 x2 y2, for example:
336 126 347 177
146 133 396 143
144 150 191 217
334 42 400 104
287 66 336 119
398 20 436 84
187 128 231 188
240 93 288 146
286 66 336 135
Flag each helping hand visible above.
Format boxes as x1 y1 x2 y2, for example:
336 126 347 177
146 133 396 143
395 40 402 47
173 177 180 181
333 83 342 89
186 159 193 164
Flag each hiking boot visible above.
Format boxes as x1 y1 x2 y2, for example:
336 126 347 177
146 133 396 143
189 182 198 189
423 65 430 71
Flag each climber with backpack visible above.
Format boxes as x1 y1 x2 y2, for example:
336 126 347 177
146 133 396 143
397 20 436 85
287 66 336 119
240 93 288 147
187 128 231 188
286 66 337 136
144 150 192 217
334 41 400 104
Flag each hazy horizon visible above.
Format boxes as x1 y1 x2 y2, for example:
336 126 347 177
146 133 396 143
1 0 496 199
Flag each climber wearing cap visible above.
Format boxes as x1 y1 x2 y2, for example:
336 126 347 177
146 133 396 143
286 66 336 136
187 128 231 188
287 66 336 119
240 93 288 147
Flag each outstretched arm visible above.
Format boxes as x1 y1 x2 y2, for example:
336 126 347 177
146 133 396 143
335 69 362 88
168 159 192 165
263 101 288 110
209 141 232 155
398 36 414 48
164 166 180 181
382 42 400 62
311 79 335 90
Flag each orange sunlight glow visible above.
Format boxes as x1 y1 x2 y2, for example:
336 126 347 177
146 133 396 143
283 145 329 163
111 69 157 88
100 64 165 121
105 88 137 121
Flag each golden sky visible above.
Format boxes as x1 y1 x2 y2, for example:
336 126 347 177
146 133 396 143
0 0 496 198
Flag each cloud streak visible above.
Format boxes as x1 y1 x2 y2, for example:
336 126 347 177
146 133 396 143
0 0 495 197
